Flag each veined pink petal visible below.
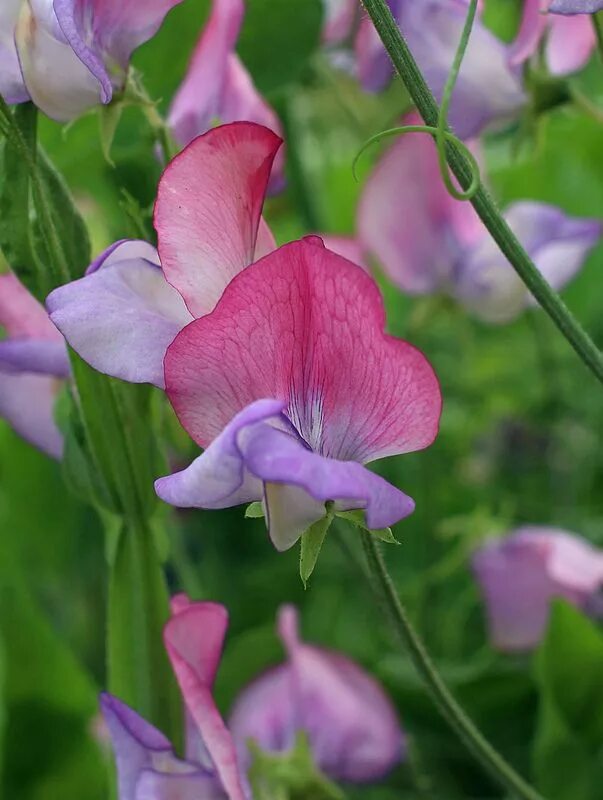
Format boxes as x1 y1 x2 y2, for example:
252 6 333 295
0 273 60 340
546 14 595 74
164 237 441 463
154 122 283 317
168 0 244 147
508 0 547 66
164 602 247 800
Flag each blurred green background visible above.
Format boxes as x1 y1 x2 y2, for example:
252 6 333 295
1 0 603 797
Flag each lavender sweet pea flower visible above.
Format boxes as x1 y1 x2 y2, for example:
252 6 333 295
550 0 603 12
230 605 405 783
357 118 602 322
13 0 183 121
103 596 405 798
0 272 68 457
472 527 603 651
356 0 525 138
168 0 284 190
0 0 29 103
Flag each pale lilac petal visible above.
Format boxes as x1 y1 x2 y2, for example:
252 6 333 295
508 0 547 66
550 0 603 12
397 0 525 138
164 238 441 464
230 606 404 783
241 421 416 551
0 0 29 102
168 0 244 147
356 0 400 91
154 122 283 317
546 14 595 74
164 603 247 800
473 528 603 651
87 239 160 275
135 770 227 800
47 257 193 388
0 273 61 340
455 202 601 323
0 339 70 377
0 372 63 457
322 0 357 44
16 0 104 121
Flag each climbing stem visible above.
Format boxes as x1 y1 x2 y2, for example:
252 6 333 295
359 0 603 387
360 533 546 800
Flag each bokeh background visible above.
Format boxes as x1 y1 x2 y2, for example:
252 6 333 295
1 0 603 797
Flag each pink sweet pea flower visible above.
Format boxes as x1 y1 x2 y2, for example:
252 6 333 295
0 272 68 457
322 0 357 44
47 122 283 388
154 235 441 551
357 115 602 323
230 605 405 782
509 0 596 75
168 0 284 190
472 527 603 651
355 0 524 139
101 597 405 799
11 0 183 121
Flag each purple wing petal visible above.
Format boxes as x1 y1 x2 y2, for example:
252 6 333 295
86 239 160 275
47 256 192 388
135 770 227 800
0 371 63 458
549 0 603 12
0 339 70 377
0 0 29 102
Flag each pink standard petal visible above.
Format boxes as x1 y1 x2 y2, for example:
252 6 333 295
472 527 603 651
0 372 63 457
0 272 61 340
164 238 441 463
154 121 283 317
164 602 247 800
47 252 193 388
230 606 404 783
508 0 547 66
168 0 244 146
546 14 595 75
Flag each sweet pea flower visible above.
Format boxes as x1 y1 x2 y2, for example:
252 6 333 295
101 597 405 799
47 122 283 389
229 604 405 782
510 0 597 76
472 527 603 651
0 272 68 457
550 0 603 10
154 234 441 552
8 0 183 121
0 0 28 103
355 0 525 139
322 0 357 45
168 0 284 190
357 116 602 323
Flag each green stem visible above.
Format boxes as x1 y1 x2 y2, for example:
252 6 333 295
359 0 603 388
360 533 546 800
592 12 603 62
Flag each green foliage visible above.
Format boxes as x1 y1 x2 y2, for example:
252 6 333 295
299 506 335 587
532 602 603 800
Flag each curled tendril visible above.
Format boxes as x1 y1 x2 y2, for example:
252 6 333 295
353 0 481 203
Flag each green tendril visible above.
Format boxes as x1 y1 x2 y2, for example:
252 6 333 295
353 0 480 202
352 124 481 199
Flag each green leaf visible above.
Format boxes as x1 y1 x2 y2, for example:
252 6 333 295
532 600 603 800
237 0 323 94
336 509 400 544
299 509 334 587
245 502 265 519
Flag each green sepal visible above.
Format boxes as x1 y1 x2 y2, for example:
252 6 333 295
248 731 345 800
98 100 125 166
245 501 265 519
336 509 400 545
299 503 335 587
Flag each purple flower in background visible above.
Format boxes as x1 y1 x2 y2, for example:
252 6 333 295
355 0 525 139
472 527 603 651
0 272 69 457
357 114 602 323
322 0 357 45
101 596 405 799
230 605 405 783
0 0 29 103
510 0 596 76
550 0 603 13
168 0 285 190
7 0 183 121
